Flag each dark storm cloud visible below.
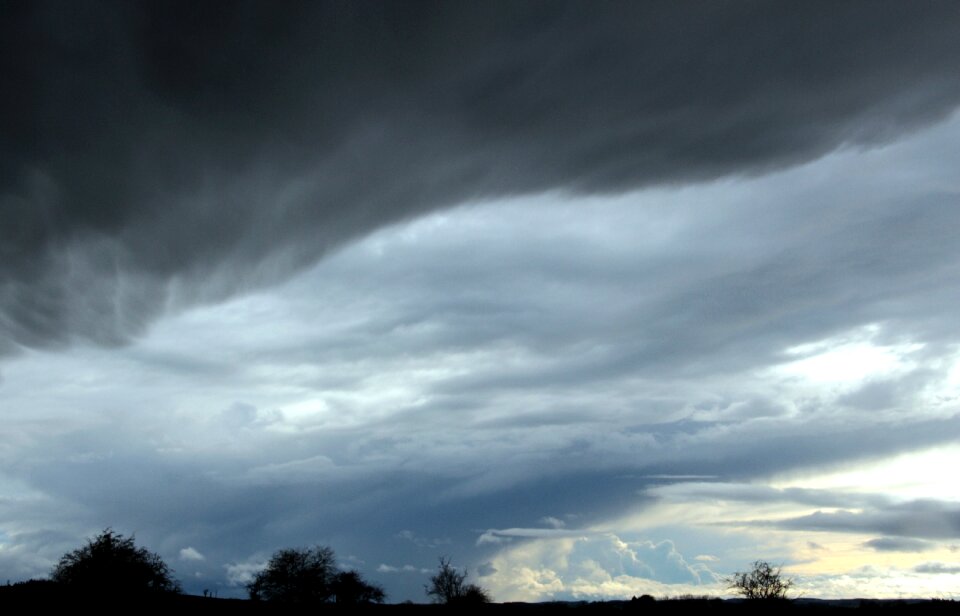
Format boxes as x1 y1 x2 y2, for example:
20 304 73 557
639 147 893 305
4 1 960 353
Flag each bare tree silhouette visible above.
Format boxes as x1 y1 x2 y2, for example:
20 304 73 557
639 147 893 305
726 560 793 600
425 556 491 604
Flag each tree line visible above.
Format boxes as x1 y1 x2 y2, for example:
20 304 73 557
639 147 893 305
25 528 796 604
40 529 492 605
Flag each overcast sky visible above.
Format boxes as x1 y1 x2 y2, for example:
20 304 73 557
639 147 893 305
3 1 960 602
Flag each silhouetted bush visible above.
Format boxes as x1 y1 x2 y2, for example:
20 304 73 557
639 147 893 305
51 528 181 596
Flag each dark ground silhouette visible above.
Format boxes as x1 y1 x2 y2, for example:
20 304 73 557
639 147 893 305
1 582 956 615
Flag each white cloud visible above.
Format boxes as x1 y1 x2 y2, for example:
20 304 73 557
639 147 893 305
179 546 205 561
224 560 266 587
795 565 960 598
377 563 426 574
481 532 717 601
478 527 597 546
775 328 921 386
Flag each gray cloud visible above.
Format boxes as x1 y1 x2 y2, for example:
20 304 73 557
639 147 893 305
914 562 960 575
647 482 890 510
769 500 960 540
863 537 934 553
4 2 960 354
376 563 425 574
635 413 960 484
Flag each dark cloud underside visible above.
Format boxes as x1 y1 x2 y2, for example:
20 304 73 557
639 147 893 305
4 0 960 353
863 537 934 553
773 500 960 540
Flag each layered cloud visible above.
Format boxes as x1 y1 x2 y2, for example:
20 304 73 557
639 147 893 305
864 538 934 553
914 562 960 575
772 501 960 541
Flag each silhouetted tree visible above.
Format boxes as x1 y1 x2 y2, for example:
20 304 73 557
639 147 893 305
248 546 336 603
332 570 386 605
248 545 383 605
425 556 491 604
726 560 793 600
51 529 181 595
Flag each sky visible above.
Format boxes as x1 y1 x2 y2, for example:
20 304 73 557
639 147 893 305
3 0 960 602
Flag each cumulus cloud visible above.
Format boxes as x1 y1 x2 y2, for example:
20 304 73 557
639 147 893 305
4 2 960 355
482 533 716 601
793 565 960 599
224 560 266 587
